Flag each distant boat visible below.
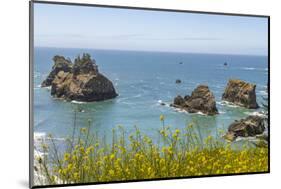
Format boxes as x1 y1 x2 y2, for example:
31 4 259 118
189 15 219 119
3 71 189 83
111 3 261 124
224 62 228 66
179 62 183 64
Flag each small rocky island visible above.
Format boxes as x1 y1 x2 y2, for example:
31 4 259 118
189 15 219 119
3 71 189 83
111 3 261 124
171 85 218 115
41 53 118 102
222 79 259 109
224 115 265 141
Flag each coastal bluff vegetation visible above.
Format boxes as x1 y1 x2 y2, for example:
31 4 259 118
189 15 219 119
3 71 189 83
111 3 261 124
34 116 268 185
41 53 118 102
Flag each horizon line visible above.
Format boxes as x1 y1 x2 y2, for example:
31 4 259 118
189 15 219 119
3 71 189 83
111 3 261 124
34 45 268 57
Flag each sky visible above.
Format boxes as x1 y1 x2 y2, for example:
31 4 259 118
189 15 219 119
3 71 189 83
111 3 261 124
34 3 268 55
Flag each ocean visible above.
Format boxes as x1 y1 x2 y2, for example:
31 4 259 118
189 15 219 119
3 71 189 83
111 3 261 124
33 47 268 143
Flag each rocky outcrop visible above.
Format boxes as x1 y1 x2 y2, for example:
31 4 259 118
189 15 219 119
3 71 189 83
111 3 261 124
222 79 259 109
175 79 181 84
173 95 185 106
41 56 72 87
42 53 118 102
171 85 218 115
224 116 265 141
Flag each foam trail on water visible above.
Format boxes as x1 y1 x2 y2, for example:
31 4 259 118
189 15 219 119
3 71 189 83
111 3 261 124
217 101 240 108
71 100 86 104
244 111 266 117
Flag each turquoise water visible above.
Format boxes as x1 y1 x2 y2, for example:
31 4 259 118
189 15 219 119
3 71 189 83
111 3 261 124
33 47 268 142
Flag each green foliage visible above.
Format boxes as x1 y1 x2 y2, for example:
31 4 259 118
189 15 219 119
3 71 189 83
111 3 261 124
35 115 268 185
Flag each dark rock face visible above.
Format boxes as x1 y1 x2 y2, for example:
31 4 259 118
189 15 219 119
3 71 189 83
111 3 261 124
173 95 185 106
171 85 218 115
42 53 118 102
41 56 72 87
175 79 181 84
224 116 265 141
222 79 259 109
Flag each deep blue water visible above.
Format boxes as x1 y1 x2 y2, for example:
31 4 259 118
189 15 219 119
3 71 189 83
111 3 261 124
33 47 268 142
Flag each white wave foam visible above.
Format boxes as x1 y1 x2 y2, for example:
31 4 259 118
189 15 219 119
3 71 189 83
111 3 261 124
134 94 142 98
217 101 239 108
235 136 258 142
259 90 268 95
171 107 207 116
34 132 65 142
71 100 86 104
41 86 51 90
34 132 46 141
194 111 207 116
244 111 266 117
174 107 188 113
241 67 268 71
121 101 135 105
242 67 255 70
117 94 142 103
157 100 170 107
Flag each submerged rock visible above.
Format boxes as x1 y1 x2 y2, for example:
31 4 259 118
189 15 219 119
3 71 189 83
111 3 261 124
175 79 182 84
171 85 218 115
42 53 118 102
224 115 265 141
222 79 259 109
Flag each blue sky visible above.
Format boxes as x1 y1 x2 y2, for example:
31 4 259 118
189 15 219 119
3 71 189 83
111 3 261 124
34 3 268 55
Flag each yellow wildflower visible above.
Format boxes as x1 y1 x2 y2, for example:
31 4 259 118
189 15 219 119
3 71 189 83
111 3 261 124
64 153 70 161
80 127 87 133
160 114 165 121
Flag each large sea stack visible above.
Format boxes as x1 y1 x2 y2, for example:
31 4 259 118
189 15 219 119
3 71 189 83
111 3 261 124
171 85 218 115
222 79 259 109
41 53 118 102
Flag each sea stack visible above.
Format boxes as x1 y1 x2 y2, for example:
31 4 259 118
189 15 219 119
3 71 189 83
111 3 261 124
224 116 265 141
222 79 259 109
171 85 218 115
41 53 118 102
